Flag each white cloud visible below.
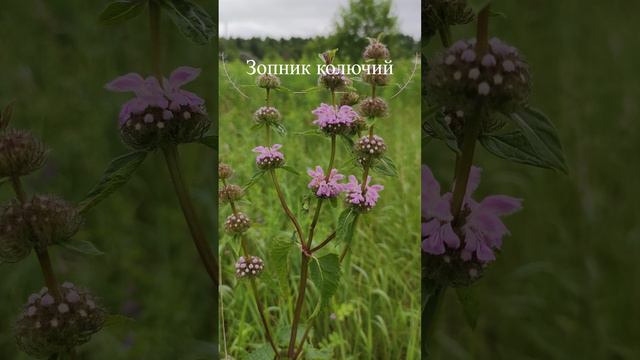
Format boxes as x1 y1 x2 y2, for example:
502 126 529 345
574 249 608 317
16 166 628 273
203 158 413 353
219 0 420 39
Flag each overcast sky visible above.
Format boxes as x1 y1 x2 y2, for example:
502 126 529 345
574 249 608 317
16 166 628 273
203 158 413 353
219 0 420 39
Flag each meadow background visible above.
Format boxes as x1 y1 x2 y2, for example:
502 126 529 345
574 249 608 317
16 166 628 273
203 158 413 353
218 55 421 358
424 0 640 359
0 1 217 359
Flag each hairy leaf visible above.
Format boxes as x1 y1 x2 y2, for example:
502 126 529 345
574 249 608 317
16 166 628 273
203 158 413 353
281 165 300 176
59 239 105 256
309 253 341 306
372 155 399 177
77 151 147 214
269 236 293 295
335 208 358 245
159 0 215 45
423 105 460 154
456 287 479 329
507 107 568 173
99 0 146 25
197 135 218 150
244 169 266 189
246 344 275 360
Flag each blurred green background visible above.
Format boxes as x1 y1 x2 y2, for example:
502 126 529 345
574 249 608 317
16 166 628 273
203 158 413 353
0 1 217 359
424 0 640 359
218 55 421 358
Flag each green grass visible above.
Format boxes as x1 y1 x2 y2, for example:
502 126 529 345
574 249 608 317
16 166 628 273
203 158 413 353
424 1 640 359
0 1 216 359
219 57 421 359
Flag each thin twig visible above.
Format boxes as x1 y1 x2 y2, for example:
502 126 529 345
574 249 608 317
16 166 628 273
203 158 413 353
220 52 250 99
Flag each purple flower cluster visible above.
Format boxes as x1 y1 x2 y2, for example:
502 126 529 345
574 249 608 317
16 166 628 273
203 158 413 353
312 103 359 135
344 175 384 211
253 144 285 169
106 66 206 126
307 166 345 198
422 165 522 263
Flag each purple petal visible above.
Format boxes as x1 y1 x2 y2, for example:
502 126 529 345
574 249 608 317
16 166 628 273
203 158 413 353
105 73 145 92
169 66 201 88
441 222 460 249
478 195 523 216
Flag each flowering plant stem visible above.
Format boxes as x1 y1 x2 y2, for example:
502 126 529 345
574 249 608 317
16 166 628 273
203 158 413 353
424 4 491 356
223 177 278 353
10 175 78 359
162 145 219 285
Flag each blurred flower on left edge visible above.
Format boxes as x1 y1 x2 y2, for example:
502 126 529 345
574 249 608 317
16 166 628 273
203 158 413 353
422 165 522 286
105 66 211 150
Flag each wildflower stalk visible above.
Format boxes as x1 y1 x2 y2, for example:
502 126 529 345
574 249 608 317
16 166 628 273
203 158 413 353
162 145 219 285
424 5 491 357
288 89 339 358
9 176 62 300
450 4 491 221
222 177 278 354
146 2 219 286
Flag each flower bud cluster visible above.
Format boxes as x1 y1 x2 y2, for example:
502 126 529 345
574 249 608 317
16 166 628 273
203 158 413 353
318 69 352 91
363 39 390 61
253 144 285 170
218 163 233 180
235 255 264 278
427 38 531 114
355 134 387 166
14 283 106 358
225 212 251 234
360 97 388 118
340 92 360 107
311 103 360 136
256 74 281 89
254 106 281 125
423 0 474 39
219 184 244 203
0 195 82 262
0 129 47 178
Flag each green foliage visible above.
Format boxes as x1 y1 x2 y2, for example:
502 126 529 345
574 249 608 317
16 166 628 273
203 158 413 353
98 0 146 25
158 0 215 45
246 344 275 360
335 208 358 245
196 134 218 150
268 236 293 295
372 155 399 177
77 151 147 214
59 239 105 256
423 105 461 154
309 254 341 306
502 107 568 173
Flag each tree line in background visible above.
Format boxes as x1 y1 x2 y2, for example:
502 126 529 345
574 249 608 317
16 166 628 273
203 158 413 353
220 0 419 62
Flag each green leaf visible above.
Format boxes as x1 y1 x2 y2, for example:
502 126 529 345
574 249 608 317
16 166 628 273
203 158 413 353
335 209 358 245
507 107 568 173
159 0 215 45
99 0 146 25
309 253 341 306
268 236 293 295
246 344 275 360
59 239 105 256
468 0 491 14
480 131 556 171
244 169 266 189
281 165 300 176
423 106 460 154
276 325 306 347
77 151 146 214
456 287 479 329
197 135 217 150
271 122 287 136
338 133 355 152
306 346 334 359
372 155 399 177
